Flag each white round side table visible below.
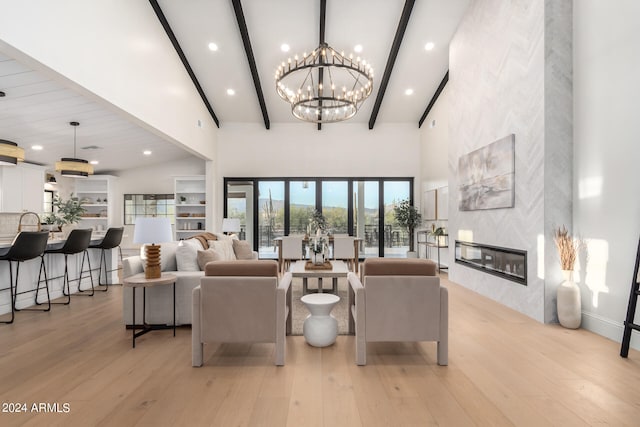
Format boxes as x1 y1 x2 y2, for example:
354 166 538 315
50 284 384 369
300 293 340 347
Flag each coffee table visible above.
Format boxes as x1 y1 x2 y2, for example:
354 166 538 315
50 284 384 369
300 293 340 347
289 260 349 294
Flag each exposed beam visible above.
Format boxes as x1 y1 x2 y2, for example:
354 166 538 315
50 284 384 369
418 70 449 128
148 0 219 128
368 0 415 130
317 0 327 130
231 0 270 129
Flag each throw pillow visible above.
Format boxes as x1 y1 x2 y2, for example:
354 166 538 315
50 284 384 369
214 232 239 241
197 249 222 270
176 239 201 271
209 239 236 261
233 240 254 260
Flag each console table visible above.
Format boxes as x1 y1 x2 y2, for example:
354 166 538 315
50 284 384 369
417 231 449 273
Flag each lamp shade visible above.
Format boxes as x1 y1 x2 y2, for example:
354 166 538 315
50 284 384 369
133 217 173 244
222 218 240 233
0 139 25 166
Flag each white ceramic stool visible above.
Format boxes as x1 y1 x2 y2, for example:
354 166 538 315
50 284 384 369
300 293 340 347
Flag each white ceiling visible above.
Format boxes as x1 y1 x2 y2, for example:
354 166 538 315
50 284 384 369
0 0 469 173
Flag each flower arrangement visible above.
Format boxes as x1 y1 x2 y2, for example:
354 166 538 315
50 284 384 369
553 225 581 271
308 209 327 235
308 236 328 254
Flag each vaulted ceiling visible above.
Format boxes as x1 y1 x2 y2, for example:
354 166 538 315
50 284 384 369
0 0 469 173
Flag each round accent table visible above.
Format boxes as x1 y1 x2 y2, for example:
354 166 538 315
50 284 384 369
300 293 340 347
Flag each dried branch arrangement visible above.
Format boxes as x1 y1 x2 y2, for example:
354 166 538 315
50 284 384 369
553 225 581 271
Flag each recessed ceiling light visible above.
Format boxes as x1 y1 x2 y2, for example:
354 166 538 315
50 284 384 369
405 88 414 96
226 88 235 96
89 160 99 165
208 42 218 51
31 145 43 150
354 44 363 53
143 150 152 156
424 42 435 51
281 43 290 52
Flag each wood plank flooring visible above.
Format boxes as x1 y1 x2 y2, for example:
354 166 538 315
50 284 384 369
1 275 639 426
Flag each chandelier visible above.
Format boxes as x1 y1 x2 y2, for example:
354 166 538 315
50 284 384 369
275 42 374 123
55 121 93 178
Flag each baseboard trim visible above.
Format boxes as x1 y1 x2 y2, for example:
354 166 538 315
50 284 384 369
582 311 640 351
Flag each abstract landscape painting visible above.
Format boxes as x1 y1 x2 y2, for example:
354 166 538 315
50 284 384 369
458 134 515 211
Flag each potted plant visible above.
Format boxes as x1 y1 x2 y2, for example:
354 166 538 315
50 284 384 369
394 198 422 257
41 212 60 232
53 193 86 235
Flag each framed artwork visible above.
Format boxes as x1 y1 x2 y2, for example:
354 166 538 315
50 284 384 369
423 189 437 220
437 186 449 220
458 134 515 211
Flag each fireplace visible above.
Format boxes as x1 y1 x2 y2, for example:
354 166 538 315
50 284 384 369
455 240 527 285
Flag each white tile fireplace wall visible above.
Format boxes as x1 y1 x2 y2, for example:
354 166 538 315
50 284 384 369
447 0 573 323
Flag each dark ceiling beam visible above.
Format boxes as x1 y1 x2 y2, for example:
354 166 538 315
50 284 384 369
418 70 448 128
317 0 327 130
231 0 270 129
148 0 219 128
368 0 415 130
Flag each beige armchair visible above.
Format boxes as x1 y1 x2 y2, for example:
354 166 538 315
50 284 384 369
348 258 448 366
192 260 292 366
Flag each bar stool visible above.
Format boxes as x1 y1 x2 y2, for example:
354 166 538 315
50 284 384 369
89 227 124 291
0 231 50 324
46 229 94 304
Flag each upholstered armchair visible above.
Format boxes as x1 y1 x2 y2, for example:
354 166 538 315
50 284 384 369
348 258 448 366
192 260 292 366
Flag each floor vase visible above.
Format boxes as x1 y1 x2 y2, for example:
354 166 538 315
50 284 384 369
557 270 581 329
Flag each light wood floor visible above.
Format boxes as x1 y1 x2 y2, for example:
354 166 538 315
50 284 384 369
1 275 639 426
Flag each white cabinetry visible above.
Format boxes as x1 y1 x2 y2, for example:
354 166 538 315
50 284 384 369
75 175 117 235
0 163 45 213
174 176 206 239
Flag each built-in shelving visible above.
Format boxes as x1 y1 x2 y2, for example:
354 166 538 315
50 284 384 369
174 176 206 239
75 175 117 236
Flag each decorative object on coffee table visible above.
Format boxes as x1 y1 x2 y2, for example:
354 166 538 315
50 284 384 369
133 217 173 279
554 225 583 329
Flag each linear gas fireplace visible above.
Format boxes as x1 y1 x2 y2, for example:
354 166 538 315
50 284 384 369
455 240 527 285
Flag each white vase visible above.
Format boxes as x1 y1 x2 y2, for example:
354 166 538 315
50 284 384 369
557 270 581 329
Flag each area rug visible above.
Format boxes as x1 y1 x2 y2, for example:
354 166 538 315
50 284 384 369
290 277 349 335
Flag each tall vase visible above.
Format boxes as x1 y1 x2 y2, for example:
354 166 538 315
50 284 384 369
557 270 581 329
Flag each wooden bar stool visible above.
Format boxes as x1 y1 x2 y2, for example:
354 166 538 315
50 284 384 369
46 229 94 304
0 231 50 324
89 227 124 291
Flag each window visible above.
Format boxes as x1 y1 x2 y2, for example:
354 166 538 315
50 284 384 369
224 177 413 258
124 194 175 225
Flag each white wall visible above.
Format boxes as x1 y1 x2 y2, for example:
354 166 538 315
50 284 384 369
217 122 421 221
0 0 217 160
574 0 640 349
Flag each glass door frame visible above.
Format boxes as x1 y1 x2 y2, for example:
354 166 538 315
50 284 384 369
224 177 414 258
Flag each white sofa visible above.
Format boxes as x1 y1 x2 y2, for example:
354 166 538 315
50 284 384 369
122 238 257 326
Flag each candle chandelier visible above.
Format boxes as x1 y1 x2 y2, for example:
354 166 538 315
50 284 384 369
275 42 374 123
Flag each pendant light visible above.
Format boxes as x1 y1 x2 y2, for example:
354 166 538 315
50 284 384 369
0 139 25 166
55 121 93 178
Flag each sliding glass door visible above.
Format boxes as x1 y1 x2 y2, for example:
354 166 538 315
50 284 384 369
224 177 413 259
383 181 411 258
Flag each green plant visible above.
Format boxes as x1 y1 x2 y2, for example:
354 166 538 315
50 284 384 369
394 199 421 252
42 212 57 225
308 209 327 234
52 193 86 226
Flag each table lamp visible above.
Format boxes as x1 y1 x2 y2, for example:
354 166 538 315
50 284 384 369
133 217 173 279
222 218 241 236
